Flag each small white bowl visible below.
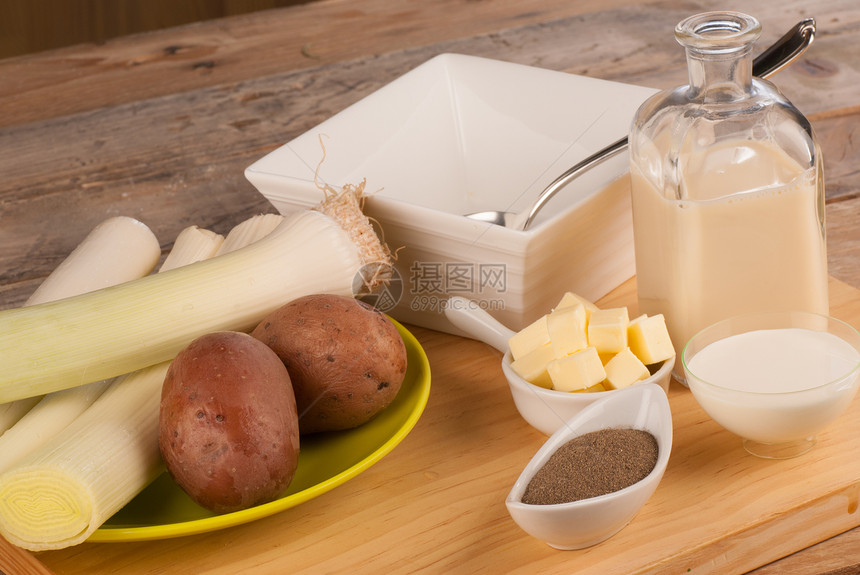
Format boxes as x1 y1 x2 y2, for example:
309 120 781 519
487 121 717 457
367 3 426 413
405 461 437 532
683 310 860 459
445 297 673 435
505 383 672 550
245 53 657 334
502 347 673 436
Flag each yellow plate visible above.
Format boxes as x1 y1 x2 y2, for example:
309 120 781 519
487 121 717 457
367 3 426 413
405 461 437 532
89 320 431 542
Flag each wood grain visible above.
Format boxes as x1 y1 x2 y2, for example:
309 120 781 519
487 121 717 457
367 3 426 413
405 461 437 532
1 0 858 308
28 276 860 575
2 0 859 130
750 528 860 575
0 0 314 59
0 0 673 128
0 0 858 573
0 536 56 575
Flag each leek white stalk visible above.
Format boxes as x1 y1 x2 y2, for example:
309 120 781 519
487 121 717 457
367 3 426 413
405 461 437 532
0 226 225 475
0 214 284 550
0 401 41 436
0 381 112 476
0 216 162 432
0 198 389 403
25 216 161 306
216 213 284 255
159 226 225 272
0 364 168 550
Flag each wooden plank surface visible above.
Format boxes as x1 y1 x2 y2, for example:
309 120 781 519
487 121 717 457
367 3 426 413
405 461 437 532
0 0 858 573
0 0 857 307
27 276 860 575
0 539 56 575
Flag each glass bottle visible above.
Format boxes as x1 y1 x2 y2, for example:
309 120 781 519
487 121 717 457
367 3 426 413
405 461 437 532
628 12 829 383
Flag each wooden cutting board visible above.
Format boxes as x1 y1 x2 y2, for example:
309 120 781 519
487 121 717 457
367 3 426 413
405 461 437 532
21 276 860 575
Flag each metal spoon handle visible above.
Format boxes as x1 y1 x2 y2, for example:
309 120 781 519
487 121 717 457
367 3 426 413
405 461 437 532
519 17 816 231
753 18 815 80
521 135 628 230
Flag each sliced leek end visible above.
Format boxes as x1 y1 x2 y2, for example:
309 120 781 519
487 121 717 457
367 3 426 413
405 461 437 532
0 466 93 551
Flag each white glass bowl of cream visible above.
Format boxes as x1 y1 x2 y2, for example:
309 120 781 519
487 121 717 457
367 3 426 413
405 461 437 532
682 311 860 459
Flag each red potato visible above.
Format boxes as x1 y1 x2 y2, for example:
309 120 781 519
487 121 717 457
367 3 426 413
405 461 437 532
158 331 300 514
251 294 407 434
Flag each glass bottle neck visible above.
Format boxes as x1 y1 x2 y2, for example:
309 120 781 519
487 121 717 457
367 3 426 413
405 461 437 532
685 45 754 103
674 11 761 104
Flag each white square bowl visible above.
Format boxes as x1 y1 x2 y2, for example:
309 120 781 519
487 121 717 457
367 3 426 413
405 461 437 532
245 53 657 333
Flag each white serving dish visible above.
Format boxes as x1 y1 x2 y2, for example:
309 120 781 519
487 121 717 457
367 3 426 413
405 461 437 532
505 383 673 549
245 53 657 333
445 297 673 435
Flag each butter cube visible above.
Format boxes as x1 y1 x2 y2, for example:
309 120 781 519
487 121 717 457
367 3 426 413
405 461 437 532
547 303 588 357
547 346 606 392
630 313 648 325
598 351 616 365
508 315 549 361
555 291 600 314
604 348 650 390
628 313 675 365
587 307 629 354
576 382 607 393
510 342 555 389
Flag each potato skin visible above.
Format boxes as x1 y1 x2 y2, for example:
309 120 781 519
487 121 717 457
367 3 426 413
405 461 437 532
158 331 300 514
251 294 407 434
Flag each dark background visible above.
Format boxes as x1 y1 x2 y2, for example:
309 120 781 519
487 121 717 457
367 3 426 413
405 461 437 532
1 0 316 58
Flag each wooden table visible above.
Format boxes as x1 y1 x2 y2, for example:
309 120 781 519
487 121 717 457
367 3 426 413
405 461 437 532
1 1 858 573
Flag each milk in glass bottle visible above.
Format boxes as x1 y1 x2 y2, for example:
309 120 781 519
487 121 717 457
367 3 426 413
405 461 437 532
628 12 829 382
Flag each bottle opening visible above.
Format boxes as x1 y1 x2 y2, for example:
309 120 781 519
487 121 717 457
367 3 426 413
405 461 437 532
676 11 761 53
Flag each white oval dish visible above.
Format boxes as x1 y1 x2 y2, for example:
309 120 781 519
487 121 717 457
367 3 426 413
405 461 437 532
505 383 672 549
445 296 674 435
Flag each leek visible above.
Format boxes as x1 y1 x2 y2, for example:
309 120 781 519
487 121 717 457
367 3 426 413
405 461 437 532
215 213 284 254
24 216 161 306
0 225 224 475
0 364 167 550
0 216 161 432
0 401 40 437
0 213 286 550
159 226 225 272
0 381 112 475
0 196 389 403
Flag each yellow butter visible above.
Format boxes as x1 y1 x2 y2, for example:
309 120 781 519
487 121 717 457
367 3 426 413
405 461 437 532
573 382 607 393
630 313 648 325
587 307 629 354
628 313 675 365
547 302 588 357
598 351 615 365
604 347 650 390
547 346 606 392
510 342 555 389
555 291 600 314
508 314 550 361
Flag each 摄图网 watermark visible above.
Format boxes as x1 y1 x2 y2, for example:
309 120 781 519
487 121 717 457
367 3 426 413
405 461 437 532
353 261 507 313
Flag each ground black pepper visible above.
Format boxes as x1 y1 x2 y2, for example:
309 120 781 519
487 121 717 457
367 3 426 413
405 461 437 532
521 427 658 505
